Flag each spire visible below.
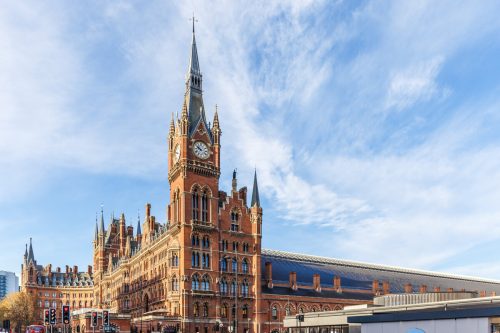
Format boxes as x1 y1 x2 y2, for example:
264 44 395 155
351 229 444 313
213 105 220 128
100 206 105 234
94 214 98 241
182 19 212 141
169 112 175 136
136 211 142 237
28 237 35 263
24 243 28 259
251 169 261 207
188 15 200 75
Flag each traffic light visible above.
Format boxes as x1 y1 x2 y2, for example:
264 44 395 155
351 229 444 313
50 308 57 325
91 311 98 327
44 309 50 325
62 305 71 325
103 310 109 327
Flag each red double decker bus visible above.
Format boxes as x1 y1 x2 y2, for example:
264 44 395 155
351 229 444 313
26 325 45 333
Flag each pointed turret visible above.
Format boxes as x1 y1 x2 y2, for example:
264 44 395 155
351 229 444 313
94 221 98 241
136 215 142 237
24 243 28 260
169 113 175 136
182 20 212 140
251 170 261 207
99 208 105 234
27 237 35 263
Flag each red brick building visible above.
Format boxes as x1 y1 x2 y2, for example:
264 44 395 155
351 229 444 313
21 25 500 333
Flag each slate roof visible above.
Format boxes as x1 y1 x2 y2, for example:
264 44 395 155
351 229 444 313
261 249 500 296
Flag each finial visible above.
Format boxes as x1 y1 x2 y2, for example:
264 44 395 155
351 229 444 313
189 14 198 34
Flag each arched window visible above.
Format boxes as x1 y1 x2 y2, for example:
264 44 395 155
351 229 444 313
220 279 228 295
192 275 200 290
285 306 292 316
221 304 228 318
203 236 210 248
220 258 227 272
202 275 210 291
242 304 249 319
202 253 210 269
192 189 199 220
201 191 208 222
192 252 200 267
272 306 278 320
231 280 237 295
172 253 178 267
203 303 209 317
232 258 238 272
242 259 249 274
172 276 179 291
231 211 239 231
242 280 249 297
193 302 199 317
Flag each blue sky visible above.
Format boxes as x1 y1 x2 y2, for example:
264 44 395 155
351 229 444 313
2 1 500 280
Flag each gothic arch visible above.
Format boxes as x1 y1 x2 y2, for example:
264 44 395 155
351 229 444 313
333 305 343 311
190 183 202 192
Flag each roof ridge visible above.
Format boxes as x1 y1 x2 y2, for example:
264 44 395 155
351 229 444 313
261 248 500 285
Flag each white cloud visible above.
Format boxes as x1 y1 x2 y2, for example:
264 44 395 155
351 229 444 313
385 56 446 110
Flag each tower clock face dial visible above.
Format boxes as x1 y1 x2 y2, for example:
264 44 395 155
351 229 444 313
193 141 209 159
174 144 180 162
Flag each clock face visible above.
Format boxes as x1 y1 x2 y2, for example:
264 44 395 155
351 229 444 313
174 144 180 162
193 141 209 159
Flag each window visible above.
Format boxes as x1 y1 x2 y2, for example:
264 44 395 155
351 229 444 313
232 241 239 251
202 236 210 248
272 306 278 320
201 191 208 222
222 240 228 251
202 275 210 291
45 301 49 308
193 302 199 317
220 279 228 295
172 276 179 291
242 280 249 297
221 304 228 318
285 306 291 316
242 305 248 319
171 253 179 267
232 305 236 317
231 211 239 231
192 275 200 290
202 253 210 268
242 259 249 273
192 189 199 220
203 303 209 317
231 280 237 295
220 258 227 272
192 235 200 247
232 258 238 272
192 252 200 267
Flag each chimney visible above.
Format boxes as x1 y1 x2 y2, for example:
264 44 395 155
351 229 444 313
146 203 151 217
56 267 61 273
238 187 247 206
419 285 427 293
313 274 321 292
333 276 341 292
447 288 454 293
65 265 70 274
434 287 441 292
382 281 390 294
265 262 273 288
491 291 497 296
127 226 134 237
88 265 92 275
289 272 297 291
372 280 379 294
404 283 413 293
480 290 486 297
